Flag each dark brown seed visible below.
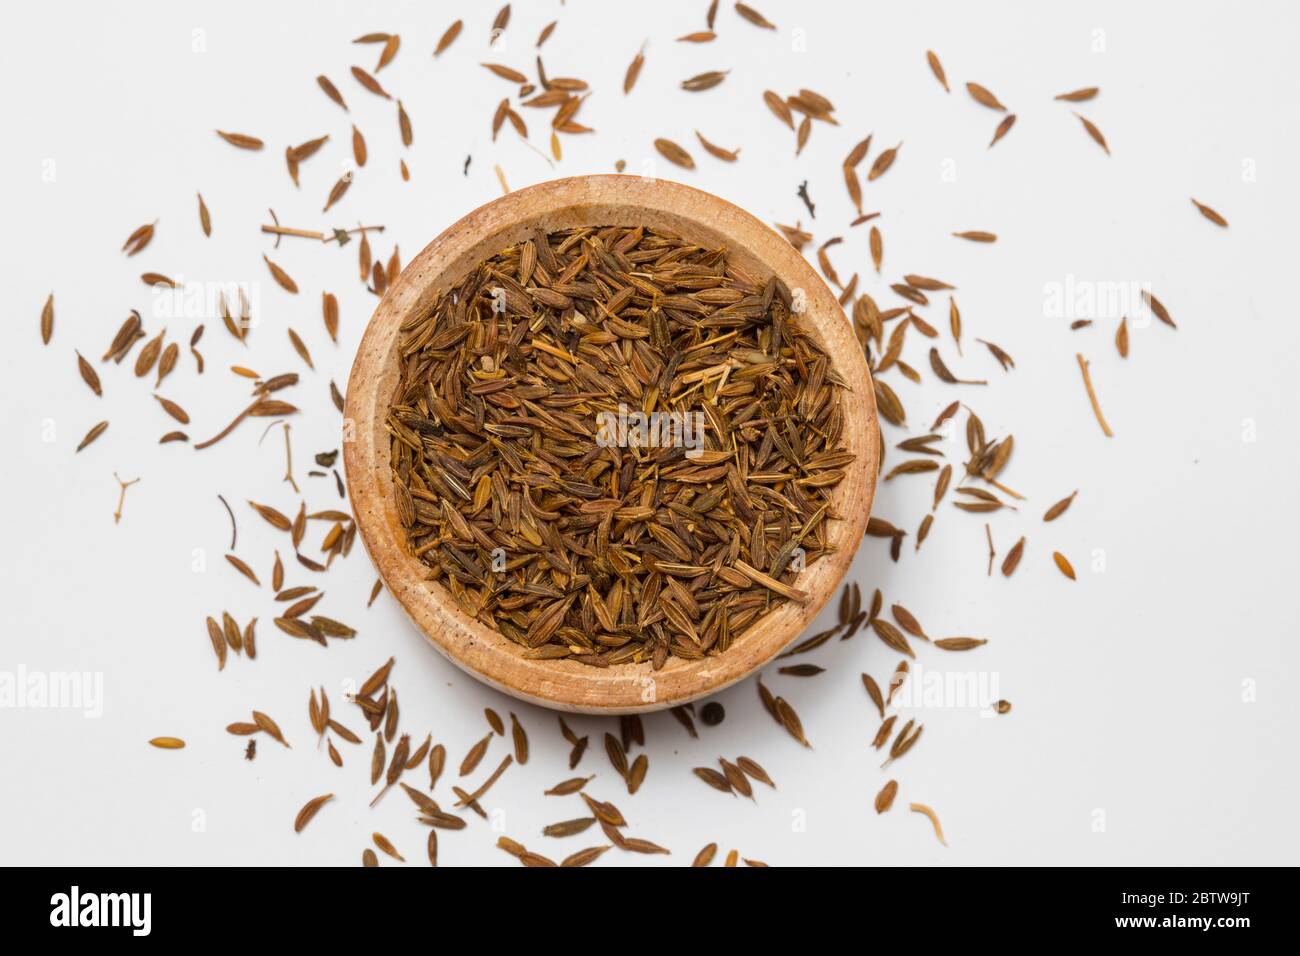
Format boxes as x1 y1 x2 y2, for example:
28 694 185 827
700 702 725 726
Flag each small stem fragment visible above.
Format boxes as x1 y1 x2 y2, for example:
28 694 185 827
1076 353 1113 437
113 473 141 524
218 494 237 548
283 422 299 492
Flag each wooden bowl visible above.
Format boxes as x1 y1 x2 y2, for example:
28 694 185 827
344 175 878 714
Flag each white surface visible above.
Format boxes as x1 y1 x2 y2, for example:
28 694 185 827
1 0 1298 866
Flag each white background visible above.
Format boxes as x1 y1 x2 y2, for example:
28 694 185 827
1 0 1297 866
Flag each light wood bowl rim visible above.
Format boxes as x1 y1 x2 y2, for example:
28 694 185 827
343 174 878 714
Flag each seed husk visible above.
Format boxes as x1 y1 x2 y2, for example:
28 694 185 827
910 802 947 846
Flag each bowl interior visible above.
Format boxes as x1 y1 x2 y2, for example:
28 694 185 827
344 175 878 713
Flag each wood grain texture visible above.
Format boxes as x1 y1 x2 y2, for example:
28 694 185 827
344 175 878 713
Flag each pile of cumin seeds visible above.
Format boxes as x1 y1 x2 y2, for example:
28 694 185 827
386 224 854 668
